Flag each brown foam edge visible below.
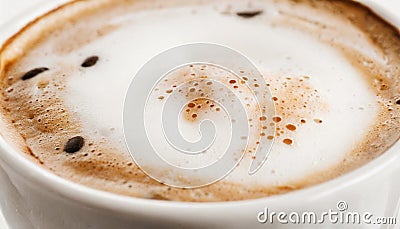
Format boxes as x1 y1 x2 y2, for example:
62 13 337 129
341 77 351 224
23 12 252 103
0 0 399 202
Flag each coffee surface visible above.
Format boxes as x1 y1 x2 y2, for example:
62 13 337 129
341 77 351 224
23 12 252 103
0 0 399 201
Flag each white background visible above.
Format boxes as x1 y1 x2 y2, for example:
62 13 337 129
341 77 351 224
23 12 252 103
0 0 399 228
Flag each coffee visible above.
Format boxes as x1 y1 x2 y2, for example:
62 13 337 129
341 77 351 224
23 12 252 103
0 0 399 201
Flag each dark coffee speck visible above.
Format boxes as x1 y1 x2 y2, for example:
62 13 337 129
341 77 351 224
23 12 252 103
64 136 85 153
81 56 99 68
22 68 49 80
236 10 263 18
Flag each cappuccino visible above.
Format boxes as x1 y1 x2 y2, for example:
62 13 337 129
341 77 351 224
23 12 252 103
0 0 399 201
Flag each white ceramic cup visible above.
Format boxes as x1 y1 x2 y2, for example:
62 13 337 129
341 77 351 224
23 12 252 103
0 1 399 228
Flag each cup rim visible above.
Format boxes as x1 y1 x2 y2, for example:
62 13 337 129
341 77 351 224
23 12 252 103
0 0 399 217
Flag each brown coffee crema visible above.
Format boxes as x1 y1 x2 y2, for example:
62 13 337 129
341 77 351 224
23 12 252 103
0 0 399 202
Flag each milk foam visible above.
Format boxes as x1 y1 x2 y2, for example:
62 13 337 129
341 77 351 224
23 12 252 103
0 0 399 201
65 1 378 186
